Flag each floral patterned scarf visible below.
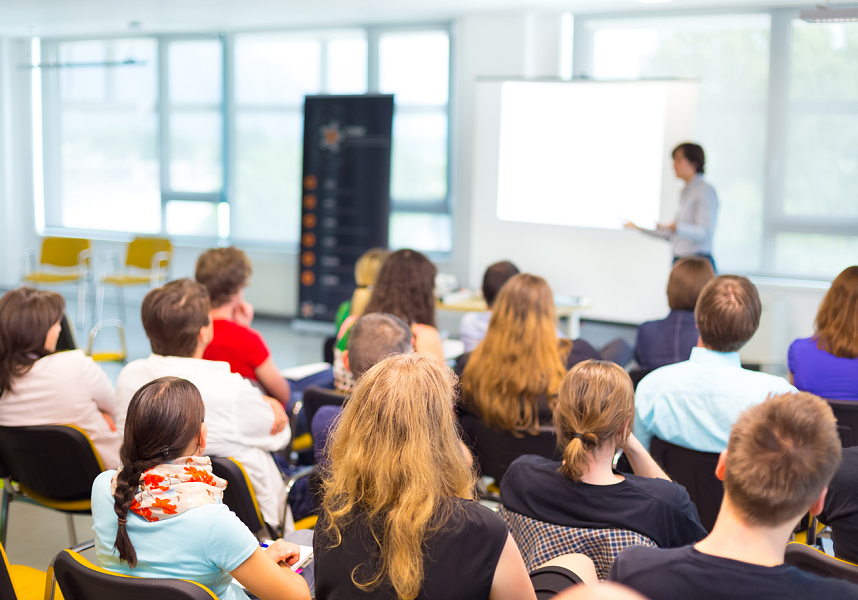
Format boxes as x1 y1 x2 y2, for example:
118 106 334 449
110 456 228 523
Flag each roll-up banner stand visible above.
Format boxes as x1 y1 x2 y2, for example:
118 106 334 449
298 95 394 323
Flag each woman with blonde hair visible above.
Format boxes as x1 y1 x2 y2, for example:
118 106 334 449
788 265 858 400
314 353 537 600
501 360 706 556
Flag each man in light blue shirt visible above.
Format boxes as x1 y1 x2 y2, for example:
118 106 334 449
635 275 796 453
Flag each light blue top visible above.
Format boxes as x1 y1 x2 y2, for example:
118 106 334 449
634 347 796 453
644 175 719 257
91 471 258 600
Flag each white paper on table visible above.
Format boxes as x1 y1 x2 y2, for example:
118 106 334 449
279 362 331 380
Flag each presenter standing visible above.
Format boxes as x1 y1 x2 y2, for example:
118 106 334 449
626 143 719 272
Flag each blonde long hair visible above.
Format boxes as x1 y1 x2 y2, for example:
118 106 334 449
320 353 476 600
461 273 570 434
350 248 390 318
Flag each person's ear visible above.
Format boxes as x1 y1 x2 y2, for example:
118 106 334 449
809 487 828 517
198 423 208 455
199 319 214 347
342 349 350 373
714 451 727 481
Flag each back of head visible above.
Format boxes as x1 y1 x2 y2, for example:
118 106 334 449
482 260 520 307
667 257 715 311
363 249 437 327
814 266 858 359
322 352 474 599
346 313 413 379
724 392 841 527
350 248 391 317
554 360 635 481
113 377 206 567
0 287 65 394
461 273 567 434
194 246 252 308
694 275 761 352
142 279 210 358
673 142 706 173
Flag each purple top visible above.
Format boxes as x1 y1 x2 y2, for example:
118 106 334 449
788 337 858 401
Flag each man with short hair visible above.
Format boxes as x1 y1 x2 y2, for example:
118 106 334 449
116 279 293 529
634 275 795 452
460 260 520 352
611 392 858 599
343 312 414 380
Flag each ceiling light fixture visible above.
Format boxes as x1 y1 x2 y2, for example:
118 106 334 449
800 7 858 22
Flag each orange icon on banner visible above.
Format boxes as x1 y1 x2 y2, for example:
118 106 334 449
302 232 316 247
303 214 317 228
301 270 315 286
304 175 318 190
303 195 317 209
301 251 315 267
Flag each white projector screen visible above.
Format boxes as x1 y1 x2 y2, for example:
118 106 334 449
497 81 680 231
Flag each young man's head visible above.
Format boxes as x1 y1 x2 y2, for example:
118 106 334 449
344 313 413 380
194 247 252 308
694 275 761 352
482 261 520 308
667 257 715 312
720 392 842 528
142 279 211 358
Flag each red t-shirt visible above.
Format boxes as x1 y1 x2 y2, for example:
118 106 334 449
203 319 270 381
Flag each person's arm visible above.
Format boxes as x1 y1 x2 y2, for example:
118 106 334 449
233 300 255 328
621 433 670 481
263 395 289 435
674 185 717 244
80 353 118 418
256 358 291 406
413 324 445 361
230 544 310 600
489 533 538 600
234 385 291 451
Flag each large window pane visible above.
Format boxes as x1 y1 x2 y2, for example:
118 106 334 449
328 38 368 94
389 212 451 253
235 36 321 105
169 40 222 105
774 233 858 279
113 40 159 106
170 111 222 192
791 21 858 101
165 200 218 237
233 112 303 244
379 32 449 105
390 112 448 201
59 41 106 102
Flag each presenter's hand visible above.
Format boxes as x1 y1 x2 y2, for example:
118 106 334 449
658 221 677 232
234 300 255 327
623 221 640 230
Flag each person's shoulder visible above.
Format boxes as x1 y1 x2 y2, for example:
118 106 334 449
785 564 858 595
91 470 117 506
636 361 690 392
612 544 681 575
623 474 693 507
451 498 507 534
507 454 557 476
788 337 817 356
742 368 796 391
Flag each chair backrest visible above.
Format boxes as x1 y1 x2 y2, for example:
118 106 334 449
827 399 858 448
210 457 266 535
499 507 657 579
302 386 348 431
785 542 858 585
627 368 654 391
0 425 104 502
126 237 172 271
40 237 90 269
0 543 19 600
51 549 218 600
461 414 560 484
649 437 722 532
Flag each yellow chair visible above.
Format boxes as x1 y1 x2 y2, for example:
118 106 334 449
85 320 128 365
0 541 63 600
21 238 92 329
95 237 171 324
785 541 858 585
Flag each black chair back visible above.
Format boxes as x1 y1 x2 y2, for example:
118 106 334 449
785 542 858 585
210 457 267 535
461 414 560 484
0 425 103 501
627 368 654 391
649 437 722 532
323 336 336 365
303 386 347 432
52 549 218 600
827 399 858 448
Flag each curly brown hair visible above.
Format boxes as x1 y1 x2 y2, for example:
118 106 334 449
363 249 437 328
194 247 252 308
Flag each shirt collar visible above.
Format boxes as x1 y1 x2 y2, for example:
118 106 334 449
689 346 742 368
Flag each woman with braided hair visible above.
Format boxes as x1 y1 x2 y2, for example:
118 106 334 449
500 360 707 551
91 376 310 600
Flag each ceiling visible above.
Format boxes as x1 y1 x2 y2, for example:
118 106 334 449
0 0 852 38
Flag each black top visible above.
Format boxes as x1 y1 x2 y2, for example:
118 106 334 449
819 446 858 564
634 309 699 371
610 545 858 600
313 498 508 600
501 455 707 548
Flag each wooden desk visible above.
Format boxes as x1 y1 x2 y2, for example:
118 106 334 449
436 296 592 339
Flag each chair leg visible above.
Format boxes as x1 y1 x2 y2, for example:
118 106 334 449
95 280 105 325
66 514 76 547
0 486 9 548
116 285 127 325
77 277 87 330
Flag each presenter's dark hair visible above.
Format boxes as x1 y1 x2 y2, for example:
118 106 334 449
364 249 437 328
482 261 520 308
113 377 205 567
673 143 705 174
142 279 210 358
695 275 761 353
667 257 716 311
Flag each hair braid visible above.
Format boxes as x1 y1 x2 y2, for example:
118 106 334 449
112 456 161 568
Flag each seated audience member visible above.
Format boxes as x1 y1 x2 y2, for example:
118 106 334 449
314 353 537 600
116 279 292 530
460 260 520 352
634 275 796 452
195 247 291 406
459 274 601 434
92 376 310 600
332 247 390 391
788 265 858 401
333 249 444 391
611 393 858 599
818 446 858 564
634 256 715 371
502 361 706 555
0 287 121 469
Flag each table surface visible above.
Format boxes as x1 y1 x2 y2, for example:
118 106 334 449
437 295 592 315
